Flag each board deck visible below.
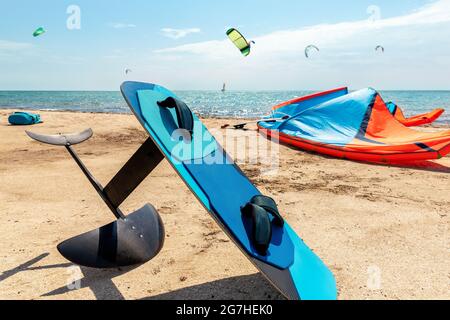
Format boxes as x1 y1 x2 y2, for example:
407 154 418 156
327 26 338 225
121 81 337 300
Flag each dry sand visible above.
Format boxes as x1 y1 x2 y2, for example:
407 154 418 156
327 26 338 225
0 109 449 300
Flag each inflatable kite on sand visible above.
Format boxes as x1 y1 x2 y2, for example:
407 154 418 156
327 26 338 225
386 102 445 127
258 87 450 163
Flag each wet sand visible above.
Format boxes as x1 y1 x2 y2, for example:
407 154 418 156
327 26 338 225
0 109 449 300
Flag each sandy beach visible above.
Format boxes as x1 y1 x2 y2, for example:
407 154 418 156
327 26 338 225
0 109 449 300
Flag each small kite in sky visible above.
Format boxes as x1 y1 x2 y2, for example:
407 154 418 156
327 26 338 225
33 27 46 37
305 45 320 58
226 28 254 57
375 45 385 53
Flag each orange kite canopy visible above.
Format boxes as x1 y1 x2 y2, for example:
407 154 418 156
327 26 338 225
258 88 450 163
386 102 445 127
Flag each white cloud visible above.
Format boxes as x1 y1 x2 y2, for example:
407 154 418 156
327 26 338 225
0 40 32 51
0 40 33 60
149 0 450 90
156 0 450 58
110 23 137 29
161 28 201 39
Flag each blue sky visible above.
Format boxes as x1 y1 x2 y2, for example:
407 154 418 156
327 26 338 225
1 0 449 90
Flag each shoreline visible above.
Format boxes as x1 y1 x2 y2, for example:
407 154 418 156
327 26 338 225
0 107 261 121
1 108 449 128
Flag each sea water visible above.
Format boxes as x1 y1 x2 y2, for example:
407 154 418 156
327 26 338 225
0 90 449 124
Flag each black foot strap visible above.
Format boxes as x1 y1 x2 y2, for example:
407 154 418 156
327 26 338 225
250 195 284 227
241 196 285 255
158 97 194 135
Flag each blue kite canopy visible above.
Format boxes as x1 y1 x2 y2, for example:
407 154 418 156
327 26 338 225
258 88 450 163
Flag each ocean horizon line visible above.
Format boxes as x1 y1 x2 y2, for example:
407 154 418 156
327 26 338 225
1 89 450 92
1 90 449 123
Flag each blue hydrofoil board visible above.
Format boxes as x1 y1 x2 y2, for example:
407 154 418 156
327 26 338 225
121 81 337 300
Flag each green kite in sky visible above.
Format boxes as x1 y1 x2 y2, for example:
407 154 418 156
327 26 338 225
226 28 254 57
33 27 46 37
